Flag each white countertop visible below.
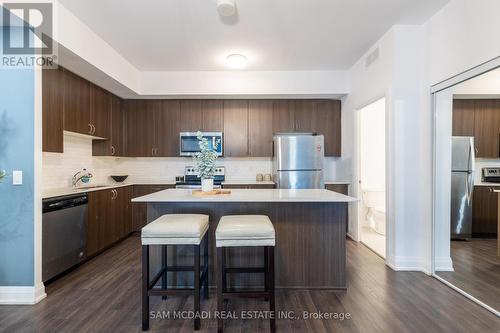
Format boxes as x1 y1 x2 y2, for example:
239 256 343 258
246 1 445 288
475 182 500 187
43 181 176 199
132 188 357 203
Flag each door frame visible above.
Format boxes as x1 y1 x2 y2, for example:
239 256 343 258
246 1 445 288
431 55 500 317
355 96 389 260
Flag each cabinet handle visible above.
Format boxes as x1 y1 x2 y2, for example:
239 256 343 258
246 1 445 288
88 124 93 134
155 148 159 156
111 146 115 156
91 124 96 135
151 148 154 156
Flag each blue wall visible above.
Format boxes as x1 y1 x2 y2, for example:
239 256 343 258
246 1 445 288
0 24 35 286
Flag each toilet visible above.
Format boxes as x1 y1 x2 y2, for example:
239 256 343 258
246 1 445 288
362 190 386 235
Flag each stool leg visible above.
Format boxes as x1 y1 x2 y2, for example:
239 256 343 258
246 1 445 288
204 235 209 299
161 245 168 300
142 245 150 331
194 244 201 330
264 247 269 301
217 247 224 333
268 246 276 333
221 247 227 293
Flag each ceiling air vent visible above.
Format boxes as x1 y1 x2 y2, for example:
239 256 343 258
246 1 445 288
365 47 380 69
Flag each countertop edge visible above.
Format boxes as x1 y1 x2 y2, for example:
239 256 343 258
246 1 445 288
43 182 176 199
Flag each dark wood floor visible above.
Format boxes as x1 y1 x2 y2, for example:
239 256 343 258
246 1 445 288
437 239 500 311
1 235 499 333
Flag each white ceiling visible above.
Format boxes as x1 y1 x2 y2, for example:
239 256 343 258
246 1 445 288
454 67 500 98
58 0 448 71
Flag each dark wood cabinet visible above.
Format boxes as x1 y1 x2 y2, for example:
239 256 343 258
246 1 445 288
92 94 124 156
248 100 274 157
272 100 295 133
63 69 92 135
132 185 175 231
473 99 500 158
325 184 349 195
202 100 224 131
224 100 249 157
42 67 64 153
222 183 276 189
452 100 475 136
180 100 203 132
472 186 499 237
156 100 180 156
125 100 156 157
90 84 111 139
86 187 133 258
312 100 342 156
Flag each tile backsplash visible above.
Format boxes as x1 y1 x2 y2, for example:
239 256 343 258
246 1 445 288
42 133 348 190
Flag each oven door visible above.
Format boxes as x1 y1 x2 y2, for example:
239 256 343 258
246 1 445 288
179 132 223 157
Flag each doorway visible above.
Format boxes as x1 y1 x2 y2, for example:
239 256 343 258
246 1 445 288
358 98 386 258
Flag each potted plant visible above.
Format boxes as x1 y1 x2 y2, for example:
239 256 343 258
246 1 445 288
194 131 219 192
0 170 6 183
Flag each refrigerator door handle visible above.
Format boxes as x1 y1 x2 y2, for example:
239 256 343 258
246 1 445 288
466 173 474 205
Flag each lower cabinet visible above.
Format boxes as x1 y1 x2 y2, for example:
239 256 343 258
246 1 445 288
472 186 499 238
86 186 132 257
325 184 349 195
132 185 175 231
221 184 276 189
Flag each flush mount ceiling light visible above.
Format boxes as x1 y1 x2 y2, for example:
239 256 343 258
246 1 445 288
217 0 236 17
226 54 247 69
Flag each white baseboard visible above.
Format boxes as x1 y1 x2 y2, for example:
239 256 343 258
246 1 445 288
0 285 47 305
386 255 422 271
435 256 454 272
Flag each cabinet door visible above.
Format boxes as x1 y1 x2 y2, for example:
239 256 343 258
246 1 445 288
92 95 125 156
224 100 249 157
292 100 314 132
91 84 111 138
42 67 64 152
63 69 91 135
125 100 156 157
313 100 341 156
87 190 110 256
180 100 203 132
113 187 132 240
452 99 475 136
325 184 349 195
472 186 499 237
202 100 224 131
132 185 174 231
272 100 295 133
99 190 116 249
248 100 273 157
156 100 180 157
474 99 500 158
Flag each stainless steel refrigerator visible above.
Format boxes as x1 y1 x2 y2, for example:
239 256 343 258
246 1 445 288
273 133 324 189
450 136 475 240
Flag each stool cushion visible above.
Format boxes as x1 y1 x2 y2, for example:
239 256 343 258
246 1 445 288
141 214 209 245
216 215 275 247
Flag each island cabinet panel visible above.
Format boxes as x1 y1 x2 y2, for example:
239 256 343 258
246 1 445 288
473 99 500 158
147 202 347 289
92 95 126 156
63 69 92 135
472 186 499 237
125 100 156 157
452 100 475 136
90 84 112 139
248 100 274 157
180 100 203 132
223 100 249 157
201 100 224 132
42 67 64 153
156 100 181 157
132 185 175 231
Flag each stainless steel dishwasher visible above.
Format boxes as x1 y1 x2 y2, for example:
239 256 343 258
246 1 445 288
42 193 88 282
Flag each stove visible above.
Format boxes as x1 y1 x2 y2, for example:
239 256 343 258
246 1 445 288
482 167 500 183
175 166 225 189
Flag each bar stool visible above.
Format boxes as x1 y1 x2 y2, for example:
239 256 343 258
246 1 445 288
215 215 276 333
141 214 209 331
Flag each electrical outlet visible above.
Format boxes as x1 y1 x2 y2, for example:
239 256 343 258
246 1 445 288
13 170 22 185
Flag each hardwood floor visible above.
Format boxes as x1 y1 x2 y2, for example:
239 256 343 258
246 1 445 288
437 239 500 311
1 235 499 333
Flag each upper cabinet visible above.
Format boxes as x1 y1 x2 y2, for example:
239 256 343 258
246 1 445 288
63 69 92 135
453 99 500 158
90 84 111 139
201 100 224 132
93 94 125 156
42 67 64 153
248 100 273 157
125 100 157 157
223 100 249 157
180 100 203 132
156 100 181 157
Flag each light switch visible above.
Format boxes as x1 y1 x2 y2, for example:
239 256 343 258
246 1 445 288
13 170 22 185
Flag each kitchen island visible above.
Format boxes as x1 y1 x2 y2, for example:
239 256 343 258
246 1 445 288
132 189 356 289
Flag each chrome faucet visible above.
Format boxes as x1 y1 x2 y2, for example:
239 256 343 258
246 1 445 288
72 169 93 188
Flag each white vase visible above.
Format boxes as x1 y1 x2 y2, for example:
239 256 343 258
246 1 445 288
201 178 214 192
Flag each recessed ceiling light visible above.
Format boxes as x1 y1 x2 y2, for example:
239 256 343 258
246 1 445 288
226 54 247 69
217 0 236 17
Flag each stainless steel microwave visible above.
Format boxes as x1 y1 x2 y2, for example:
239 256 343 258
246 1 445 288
179 132 223 157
